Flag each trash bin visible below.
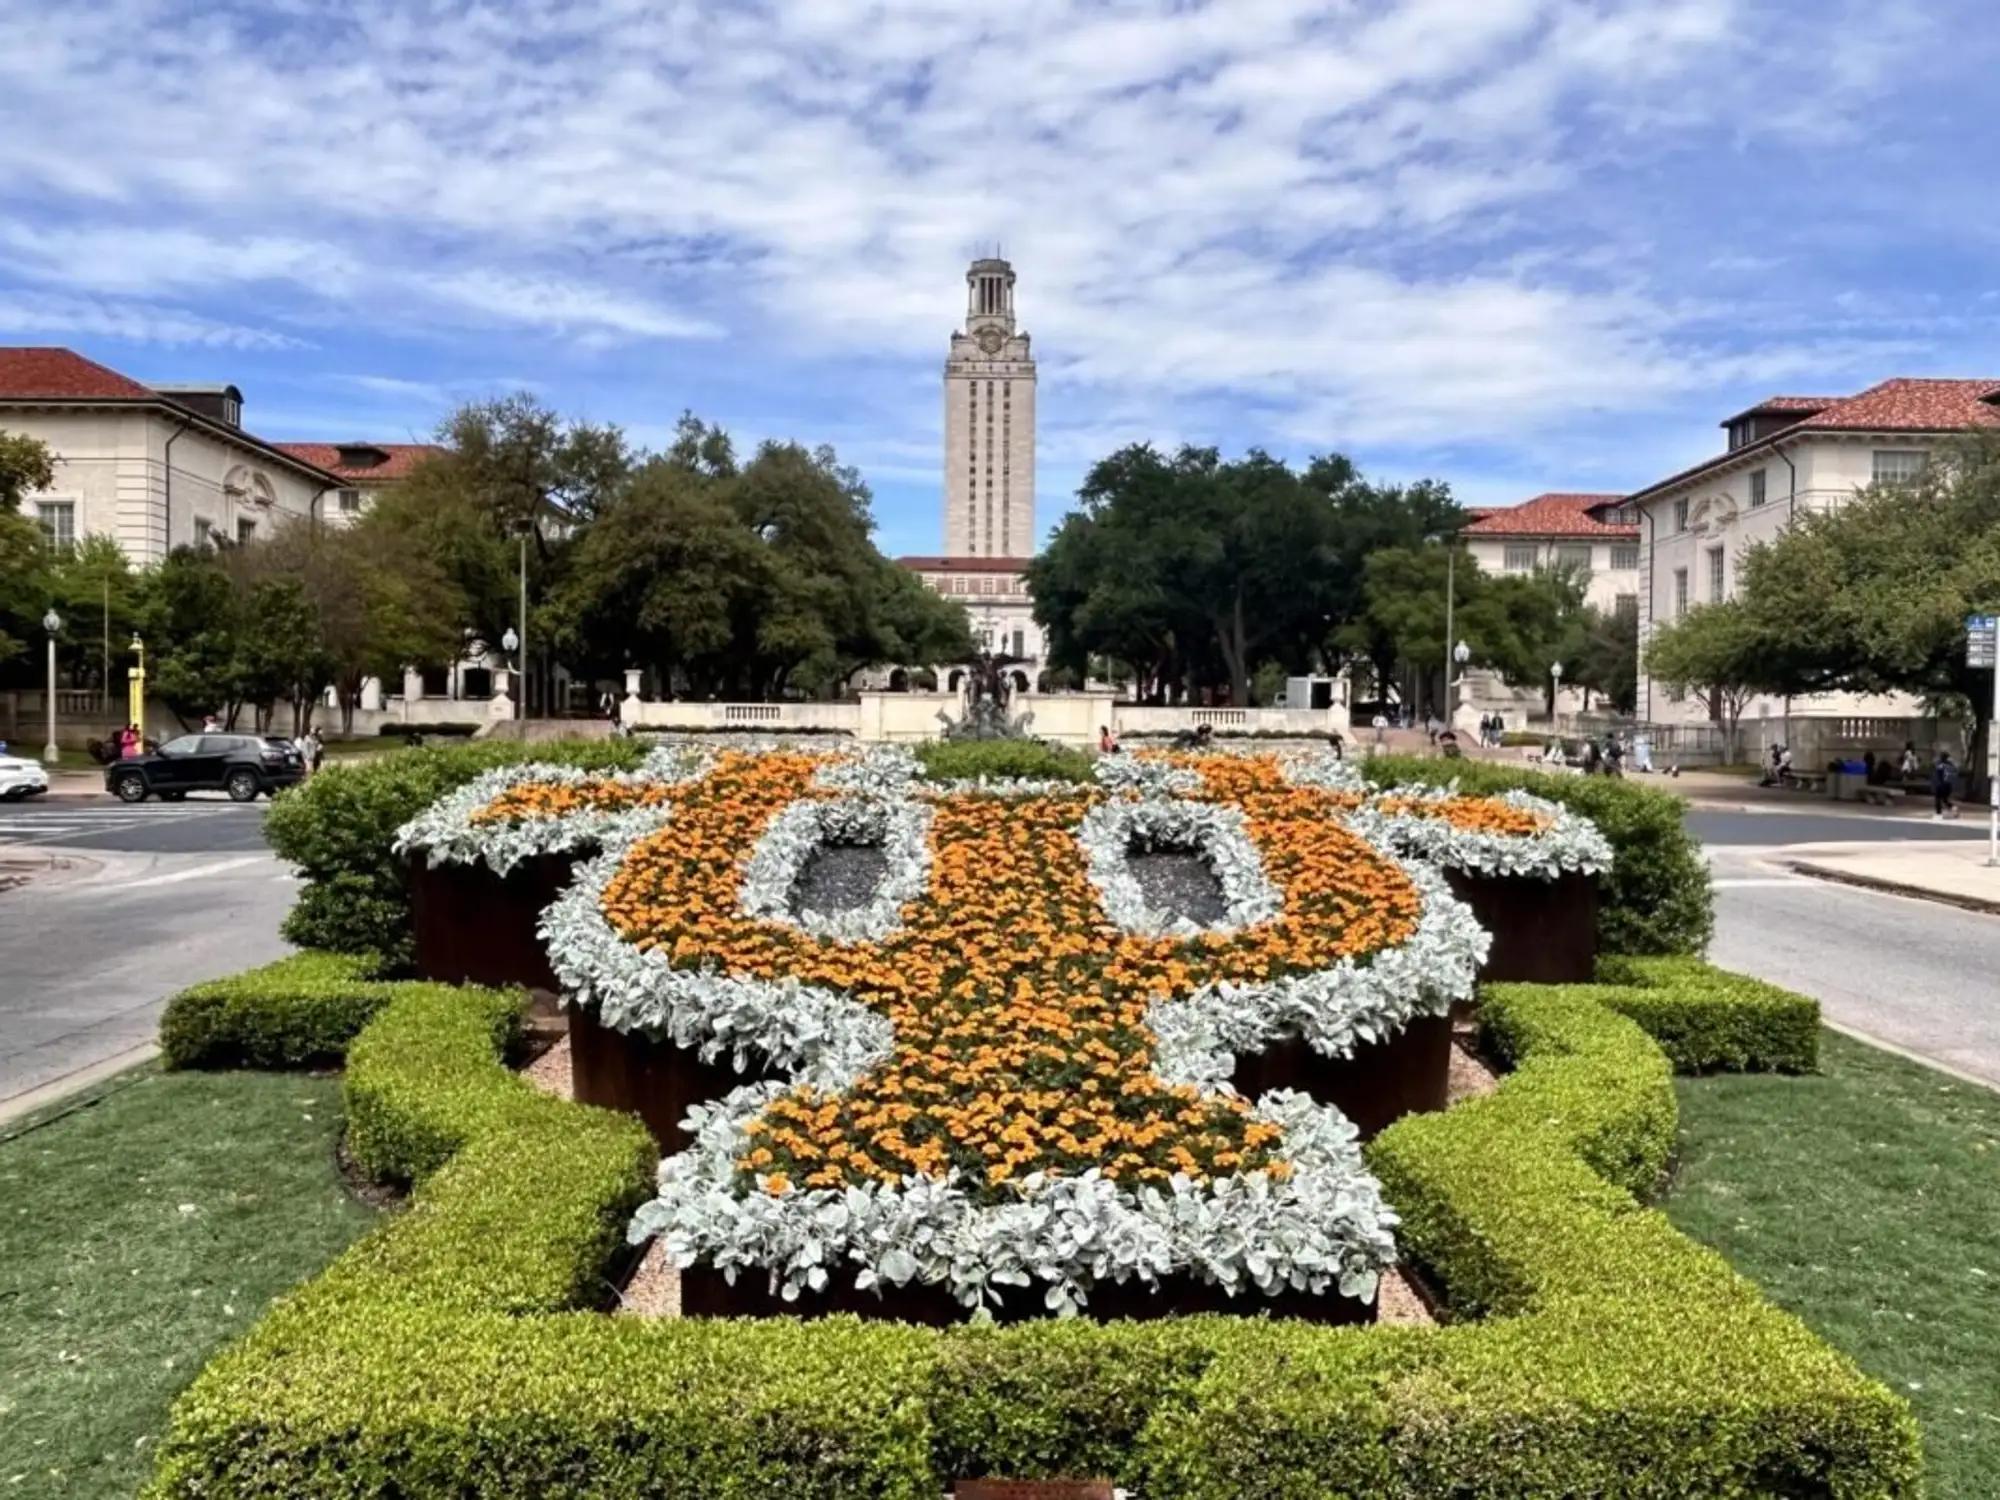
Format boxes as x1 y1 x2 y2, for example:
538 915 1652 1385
1829 759 1868 801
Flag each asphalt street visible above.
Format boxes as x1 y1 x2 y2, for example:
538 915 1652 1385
0 796 272 854
1707 841 2000 1087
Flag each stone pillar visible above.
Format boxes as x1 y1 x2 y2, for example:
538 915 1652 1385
401 667 424 711
490 668 514 720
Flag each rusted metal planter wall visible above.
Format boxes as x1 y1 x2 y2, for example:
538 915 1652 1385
1446 869 1600 985
408 855 577 992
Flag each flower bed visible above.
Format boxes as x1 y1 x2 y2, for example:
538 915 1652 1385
379 745 1635 1319
146 960 1921 1498
544 747 1481 1317
1347 782 1612 984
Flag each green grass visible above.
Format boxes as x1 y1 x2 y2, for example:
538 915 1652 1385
0 1069 380 1498
1666 1031 2000 1500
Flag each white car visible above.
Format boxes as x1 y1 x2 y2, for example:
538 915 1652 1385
0 754 51 801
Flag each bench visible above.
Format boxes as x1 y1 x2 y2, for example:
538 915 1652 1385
1858 785 1904 807
1784 771 1828 794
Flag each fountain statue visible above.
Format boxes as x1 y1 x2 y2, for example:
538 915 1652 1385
936 646 1036 741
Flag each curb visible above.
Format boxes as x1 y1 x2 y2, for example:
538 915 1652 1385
0 1043 161 1130
1784 860 2000 917
1819 1020 2000 1097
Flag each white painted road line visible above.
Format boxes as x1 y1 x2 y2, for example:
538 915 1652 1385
1712 877 1812 889
99 856 268 890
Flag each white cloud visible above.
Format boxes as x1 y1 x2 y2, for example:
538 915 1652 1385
0 0 1972 524
0 291 299 349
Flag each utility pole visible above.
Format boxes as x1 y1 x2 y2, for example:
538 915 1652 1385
1443 546 1455 726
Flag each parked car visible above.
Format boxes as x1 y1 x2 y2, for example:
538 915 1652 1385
103 733 305 803
0 753 51 802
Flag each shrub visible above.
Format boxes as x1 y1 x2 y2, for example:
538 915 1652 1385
1363 755 1713 956
159 951 388 1069
1592 955 1819 1072
149 965 1918 1499
264 739 647 968
914 739 1095 784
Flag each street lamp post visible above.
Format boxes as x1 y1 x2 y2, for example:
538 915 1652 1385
1451 639 1470 726
501 627 520 720
128 633 146 748
1442 545 1456 725
41 609 61 765
1550 659 1564 724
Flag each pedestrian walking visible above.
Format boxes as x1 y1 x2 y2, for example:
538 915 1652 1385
307 727 325 773
1932 752 1959 820
1899 741 1920 780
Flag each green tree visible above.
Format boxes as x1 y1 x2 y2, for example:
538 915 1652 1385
1576 605 1639 716
1642 600 1776 763
0 430 58 674
0 430 57 513
1031 444 1400 706
141 548 249 727
46 536 143 703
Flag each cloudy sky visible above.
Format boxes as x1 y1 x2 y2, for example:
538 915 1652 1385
1 0 1994 556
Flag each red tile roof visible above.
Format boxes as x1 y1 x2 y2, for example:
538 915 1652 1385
0 347 158 400
898 555 1035 573
270 442 443 483
1463 493 1635 539
1632 378 2000 503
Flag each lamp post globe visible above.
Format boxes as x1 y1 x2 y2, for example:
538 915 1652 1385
1453 640 1470 666
41 610 62 764
501 627 519 654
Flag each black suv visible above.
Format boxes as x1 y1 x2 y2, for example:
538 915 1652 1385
105 733 306 803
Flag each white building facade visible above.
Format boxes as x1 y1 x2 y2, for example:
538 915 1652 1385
1631 379 2000 726
1 349 344 561
1462 492 1641 615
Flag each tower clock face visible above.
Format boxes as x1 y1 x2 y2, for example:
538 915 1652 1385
977 328 1005 355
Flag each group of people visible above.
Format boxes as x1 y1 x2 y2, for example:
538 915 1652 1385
1542 731 1630 776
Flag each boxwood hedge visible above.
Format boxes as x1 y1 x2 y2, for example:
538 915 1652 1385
1362 754 1714 957
148 959 1917 1497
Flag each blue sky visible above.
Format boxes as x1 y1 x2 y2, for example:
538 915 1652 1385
2 0 1996 558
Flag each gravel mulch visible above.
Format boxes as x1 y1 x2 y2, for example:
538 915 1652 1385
1125 849 1228 926
790 844 890 916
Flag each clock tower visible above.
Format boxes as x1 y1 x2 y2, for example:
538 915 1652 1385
943 258 1036 558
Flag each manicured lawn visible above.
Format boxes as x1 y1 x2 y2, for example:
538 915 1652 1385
1667 1032 2000 1500
0 1069 379 1497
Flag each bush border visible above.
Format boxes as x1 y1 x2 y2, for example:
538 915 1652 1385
148 962 1916 1498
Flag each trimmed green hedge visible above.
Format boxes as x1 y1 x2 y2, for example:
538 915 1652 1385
149 965 1915 1498
1364 754 1714 956
264 739 648 969
1593 954 1820 1072
159 952 394 1069
914 739 1095 784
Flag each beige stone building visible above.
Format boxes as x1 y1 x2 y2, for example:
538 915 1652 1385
1630 378 2000 727
1462 493 1641 617
943 258 1036 559
269 442 445 525
897 259 1048 688
0 347 346 560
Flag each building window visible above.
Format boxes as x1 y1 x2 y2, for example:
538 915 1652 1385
1502 543 1538 571
193 517 215 550
236 518 257 544
1707 546 1725 604
1872 449 1928 485
1614 593 1638 621
1673 568 1689 618
35 500 75 551
337 488 362 514
1553 543 1593 571
1747 469 1767 508
1609 544 1639 571
1673 498 1689 532
980 576 996 595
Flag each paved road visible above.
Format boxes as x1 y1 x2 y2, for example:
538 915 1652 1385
1706 842 2000 1088
1686 806 1988 846
0 845 294 1106
0 798 271 854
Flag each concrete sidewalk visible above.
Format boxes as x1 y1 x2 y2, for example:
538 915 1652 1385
1787 836 2000 914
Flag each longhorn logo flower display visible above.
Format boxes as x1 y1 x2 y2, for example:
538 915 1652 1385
413 745 1611 1314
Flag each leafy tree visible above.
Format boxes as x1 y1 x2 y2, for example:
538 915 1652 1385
1030 445 1371 705
1642 600 1776 763
1576 605 1638 716
141 548 249 727
0 430 58 673
0 430 57 513
1337 548 1584 717
46 536 143 700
